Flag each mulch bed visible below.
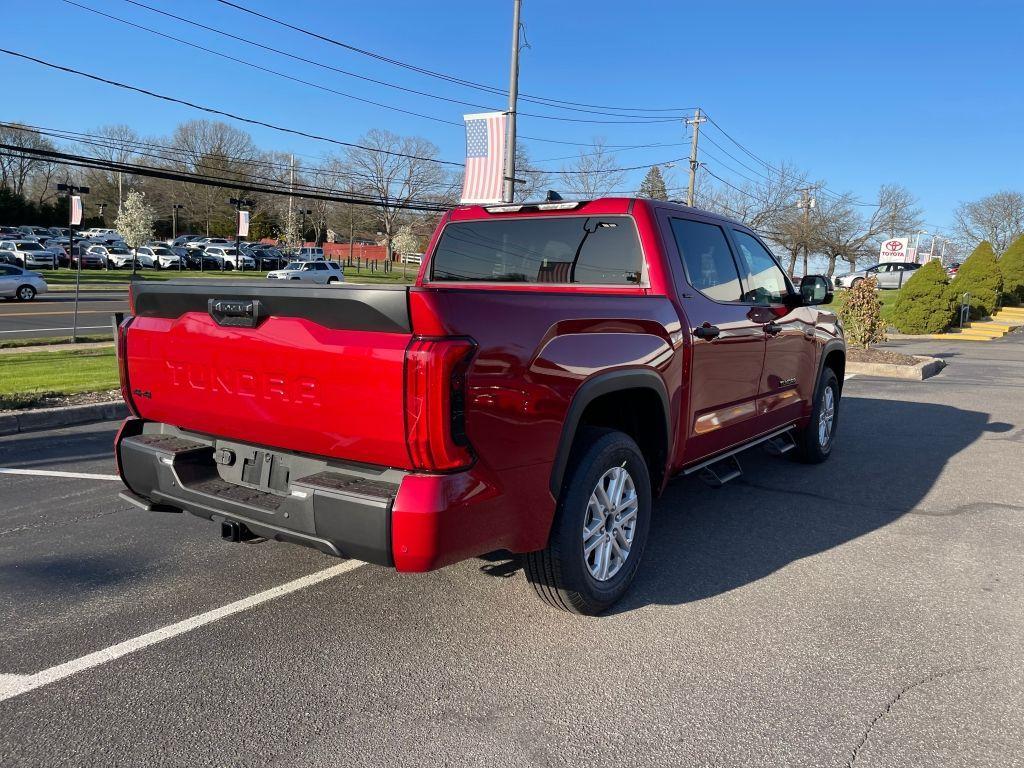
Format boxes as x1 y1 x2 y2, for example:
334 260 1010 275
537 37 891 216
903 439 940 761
0 389 122 414
847 348 921 366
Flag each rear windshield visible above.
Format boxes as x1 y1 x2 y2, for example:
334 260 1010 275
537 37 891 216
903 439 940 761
430 215 644 284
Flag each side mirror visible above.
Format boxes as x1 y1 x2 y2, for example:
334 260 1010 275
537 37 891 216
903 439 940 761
800 274 832 305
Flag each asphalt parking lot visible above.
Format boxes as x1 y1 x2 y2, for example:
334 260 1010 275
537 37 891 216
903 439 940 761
1 335 1022 767
0 291 128 339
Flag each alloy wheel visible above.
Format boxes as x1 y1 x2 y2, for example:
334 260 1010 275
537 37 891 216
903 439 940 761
582 465 638 582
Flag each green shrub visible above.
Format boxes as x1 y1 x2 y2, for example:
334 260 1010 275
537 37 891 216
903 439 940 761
952 241 1003 319
838 276 886 348
889 260 954 334
999 234 1024 302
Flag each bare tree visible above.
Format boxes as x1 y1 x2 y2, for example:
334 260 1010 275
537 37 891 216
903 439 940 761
814 185 923 276
561 139 626 199
343 129 449 260
512 143 550 202
952 191 1024 255
164 120 259 236
77 125 141 211
0 124 56 197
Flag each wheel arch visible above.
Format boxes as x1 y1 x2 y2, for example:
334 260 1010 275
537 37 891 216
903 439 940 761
818 341 846 398
549 369 671 498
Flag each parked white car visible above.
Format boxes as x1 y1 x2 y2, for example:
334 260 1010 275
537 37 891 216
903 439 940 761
266 260 344 284
0 263 48 301
0 240 57 269
293 247 326 261
136 246 182 269
87 244 154 269
204 246 255 271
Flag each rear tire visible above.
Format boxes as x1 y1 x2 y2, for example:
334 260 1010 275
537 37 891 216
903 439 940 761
525 429 652 615
15 284 36 301
795 367 840 463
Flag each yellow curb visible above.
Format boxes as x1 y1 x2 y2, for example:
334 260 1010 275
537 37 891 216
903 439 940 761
929 335 993 341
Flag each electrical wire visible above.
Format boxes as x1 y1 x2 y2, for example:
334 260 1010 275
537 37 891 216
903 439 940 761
108 0 684 124
212 0 697 116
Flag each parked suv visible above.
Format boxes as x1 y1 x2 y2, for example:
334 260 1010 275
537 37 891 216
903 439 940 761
0 240 57 269
834 261 921 289
115 197 844 615
266 260 344 283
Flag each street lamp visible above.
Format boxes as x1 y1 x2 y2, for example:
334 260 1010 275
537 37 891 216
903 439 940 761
171 204 185 240
229 197 255 271
56 181 90 343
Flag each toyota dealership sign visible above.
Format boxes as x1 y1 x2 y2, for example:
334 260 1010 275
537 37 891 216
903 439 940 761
879 237 911 262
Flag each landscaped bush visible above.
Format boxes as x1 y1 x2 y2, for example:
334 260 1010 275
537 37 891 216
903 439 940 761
837 276 886 348
952 241 1003 319
889 260 955 334
999 234 1024 302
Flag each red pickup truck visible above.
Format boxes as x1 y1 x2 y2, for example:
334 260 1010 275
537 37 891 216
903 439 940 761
115 197 844 614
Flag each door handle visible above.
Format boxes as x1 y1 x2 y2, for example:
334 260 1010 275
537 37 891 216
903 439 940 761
764 321 782 336
693 324 721 340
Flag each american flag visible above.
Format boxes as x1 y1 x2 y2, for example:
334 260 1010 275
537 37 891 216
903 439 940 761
460 111 506 204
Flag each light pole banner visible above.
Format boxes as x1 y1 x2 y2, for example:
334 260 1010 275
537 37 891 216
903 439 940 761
237 209 250 237
70 196 83 226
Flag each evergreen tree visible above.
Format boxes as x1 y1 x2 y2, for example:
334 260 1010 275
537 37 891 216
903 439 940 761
637 166 669 200
890 260 954 334
998 234 1024 302
951 241 1003 319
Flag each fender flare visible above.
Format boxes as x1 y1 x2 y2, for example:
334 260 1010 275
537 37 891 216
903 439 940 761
816 340 846 400
548 369 671 497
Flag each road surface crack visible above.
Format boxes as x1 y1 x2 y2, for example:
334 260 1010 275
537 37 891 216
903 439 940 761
846 665 986 767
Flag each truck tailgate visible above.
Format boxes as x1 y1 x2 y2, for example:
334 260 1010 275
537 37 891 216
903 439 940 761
125 281 413 468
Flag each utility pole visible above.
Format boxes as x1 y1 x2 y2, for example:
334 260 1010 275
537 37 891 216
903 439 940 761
502 0 522 203
288 154 295 241
685 108 706 207
57 181 89 343
796 186 816 277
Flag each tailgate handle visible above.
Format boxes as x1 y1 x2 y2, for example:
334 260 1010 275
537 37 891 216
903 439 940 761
209 298 262 328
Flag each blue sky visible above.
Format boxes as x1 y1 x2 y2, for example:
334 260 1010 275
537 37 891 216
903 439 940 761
4 0 1022 235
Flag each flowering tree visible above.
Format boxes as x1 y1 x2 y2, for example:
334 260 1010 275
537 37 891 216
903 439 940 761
114 189 155 273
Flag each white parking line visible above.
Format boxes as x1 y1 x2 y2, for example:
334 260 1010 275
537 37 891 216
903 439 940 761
0 326 111 335
0 559 365 703
0 468 120 481
844 374 857 380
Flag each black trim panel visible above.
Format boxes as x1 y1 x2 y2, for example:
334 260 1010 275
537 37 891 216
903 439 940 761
548 369 671 496
132 280 411 334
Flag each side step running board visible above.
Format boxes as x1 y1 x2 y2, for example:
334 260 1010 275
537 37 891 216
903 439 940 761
698 455 742 488
683 426 797 488
763 431 797 456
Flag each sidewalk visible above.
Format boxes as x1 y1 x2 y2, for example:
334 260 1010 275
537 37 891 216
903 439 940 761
0 341 114 355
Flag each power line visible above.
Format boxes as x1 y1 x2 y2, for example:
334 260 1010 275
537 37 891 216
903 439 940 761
0 143 449 211
113 0 684 124
0 48 467 167
212 0 696 116
67 0 680 127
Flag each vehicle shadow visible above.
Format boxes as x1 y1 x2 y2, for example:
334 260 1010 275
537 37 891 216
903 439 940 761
0 425 118 468
611 396 1008 613
477 397 1008 613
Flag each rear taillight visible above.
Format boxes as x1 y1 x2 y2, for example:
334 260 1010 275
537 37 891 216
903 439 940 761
114 313 139 418
404 337 476 472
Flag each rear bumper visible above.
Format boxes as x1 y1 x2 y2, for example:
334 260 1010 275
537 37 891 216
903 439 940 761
115 419 544 572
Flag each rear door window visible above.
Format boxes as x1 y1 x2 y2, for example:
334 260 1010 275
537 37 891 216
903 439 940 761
430 216 643 285
669 218 742 302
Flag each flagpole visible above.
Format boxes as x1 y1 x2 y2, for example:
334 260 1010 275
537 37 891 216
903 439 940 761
502 0 522 203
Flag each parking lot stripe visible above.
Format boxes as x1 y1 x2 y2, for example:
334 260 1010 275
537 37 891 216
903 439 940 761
0 559 365 703
0 468 121 481
0 325 111 334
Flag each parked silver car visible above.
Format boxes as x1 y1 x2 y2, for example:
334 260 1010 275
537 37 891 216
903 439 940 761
0 263 48 301
266 260 344 284
833 261 922 289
